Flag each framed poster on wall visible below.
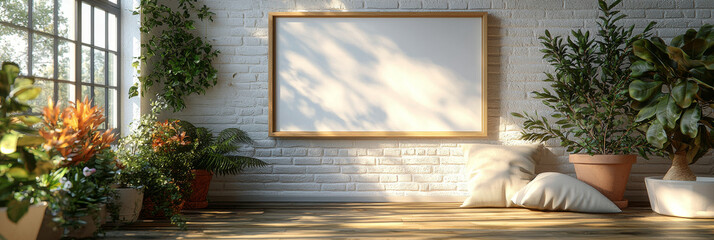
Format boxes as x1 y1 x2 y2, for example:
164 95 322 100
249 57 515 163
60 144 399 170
269 12 488 138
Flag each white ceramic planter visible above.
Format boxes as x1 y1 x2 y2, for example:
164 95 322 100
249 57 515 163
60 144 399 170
645 176 714 218
0 202 48 240
115 187 144 223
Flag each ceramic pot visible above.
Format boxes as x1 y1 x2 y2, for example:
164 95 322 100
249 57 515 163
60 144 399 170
115 187 144 223
184 169 213 209
569 154 636 209
0 202 48 240
36 208 63 240
646 176 714 218
66 204 106 239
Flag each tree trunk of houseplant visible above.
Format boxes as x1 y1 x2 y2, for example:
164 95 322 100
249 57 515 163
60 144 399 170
569 154 636 209
663 151 696 181
184 169 213 209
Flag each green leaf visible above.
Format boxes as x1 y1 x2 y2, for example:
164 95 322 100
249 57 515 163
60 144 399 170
646 120 667 149
10 86 42 101
7 199 30 223
630 60 655 77
7 167 29 178
667 46 691 70
629 80 662 101
656 96 681 129
635 94 664 122
680 105 701 138
671 80 700 108
0 133 19 154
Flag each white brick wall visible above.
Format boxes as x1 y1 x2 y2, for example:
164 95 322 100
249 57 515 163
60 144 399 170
168 0 714 202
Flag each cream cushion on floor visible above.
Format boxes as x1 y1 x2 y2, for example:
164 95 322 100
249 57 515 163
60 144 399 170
460 144 540 208
511 172 621 213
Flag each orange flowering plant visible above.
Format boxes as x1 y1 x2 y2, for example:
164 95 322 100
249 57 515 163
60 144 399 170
151 120 191 153
40 98 116 166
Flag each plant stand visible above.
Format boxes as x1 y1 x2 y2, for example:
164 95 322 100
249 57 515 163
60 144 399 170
0 202 47 240
645 177 714 218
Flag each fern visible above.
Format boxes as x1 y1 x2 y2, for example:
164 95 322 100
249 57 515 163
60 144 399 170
179 123 268 175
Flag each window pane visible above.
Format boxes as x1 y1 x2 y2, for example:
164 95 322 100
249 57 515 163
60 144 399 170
81 45 91 83
107 13 117 51
32 0 53 34
58 40 75 81
58 0 75 40
93 8 105 48
81 84 91 101
32 34 54 78
81 3 90 44
108 88 117 129
109 0 118 4
0 25 28 75
58 82 76 104
108 53 117 86
28 80 53 113
0 0 29 27
94 50 105 85
94 87 106 128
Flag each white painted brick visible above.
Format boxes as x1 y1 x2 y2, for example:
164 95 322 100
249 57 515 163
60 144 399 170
170 0 714 202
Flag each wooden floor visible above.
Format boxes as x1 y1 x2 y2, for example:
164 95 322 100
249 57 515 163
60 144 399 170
104 202 714 239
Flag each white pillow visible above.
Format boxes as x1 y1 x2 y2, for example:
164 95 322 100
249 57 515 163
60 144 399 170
511 172 621 213
460 144 540 208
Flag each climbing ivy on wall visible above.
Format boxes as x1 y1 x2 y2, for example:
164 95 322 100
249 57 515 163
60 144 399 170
131 0 220 112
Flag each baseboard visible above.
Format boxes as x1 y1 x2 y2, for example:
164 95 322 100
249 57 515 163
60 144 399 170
208 192 468 202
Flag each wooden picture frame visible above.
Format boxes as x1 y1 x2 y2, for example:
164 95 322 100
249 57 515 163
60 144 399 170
269 12 488 138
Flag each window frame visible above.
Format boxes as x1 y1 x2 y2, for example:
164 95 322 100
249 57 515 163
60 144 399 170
0 0 121 133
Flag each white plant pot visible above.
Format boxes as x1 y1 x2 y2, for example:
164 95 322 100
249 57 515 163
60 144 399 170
0 202 48 240
645 176 714 218
115 187 144 223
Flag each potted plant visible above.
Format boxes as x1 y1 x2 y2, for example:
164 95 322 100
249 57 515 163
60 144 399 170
116 99 192 228
511 0 658 209
628 24 714 218
0 62 55 240
112 166 144 223
177 121 268 209
39 98 119 238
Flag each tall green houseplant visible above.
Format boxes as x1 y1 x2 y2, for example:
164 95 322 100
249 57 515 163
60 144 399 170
628 24 714 181
512 0 656 156
0 62 54 223
131 0 220 112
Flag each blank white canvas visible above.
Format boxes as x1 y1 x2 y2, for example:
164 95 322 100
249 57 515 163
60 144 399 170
275 17 483 132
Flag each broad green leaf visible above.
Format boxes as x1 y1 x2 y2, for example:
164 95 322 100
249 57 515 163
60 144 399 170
629 80 662 101
17 135 45 146
635 100 658 122
12 77 34 89
11 86 41 101
0 133 19 154
656 96 681 130
671 80 699 108
647 120 668 149
681 38 707 59
630 61 655 77
14 116 42 126
680 105 701 138
667 46 691 70
7 199 30 223
7 167 29 178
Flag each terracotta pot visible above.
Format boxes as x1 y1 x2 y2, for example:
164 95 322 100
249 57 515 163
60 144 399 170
184 169 214 209
0 202 48 240
115 187 144 223
140 197 185 219
569 154 636 209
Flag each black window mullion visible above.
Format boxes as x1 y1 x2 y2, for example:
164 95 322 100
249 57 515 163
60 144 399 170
104 10 109 127
27 0 34 75
89 3 94 102
53 0 59 103
75 0 82 102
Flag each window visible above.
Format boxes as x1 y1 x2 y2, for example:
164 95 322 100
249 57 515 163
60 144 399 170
0 0 120 130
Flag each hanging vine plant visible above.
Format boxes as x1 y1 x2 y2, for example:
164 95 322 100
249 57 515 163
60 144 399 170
131 0 220 112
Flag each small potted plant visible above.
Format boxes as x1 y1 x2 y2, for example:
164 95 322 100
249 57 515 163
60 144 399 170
0 62 55 240
112 164 145 223
116 99 192 228
628 24 714 218
177 121 268 209
39 98 118 238
511 0 658 208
